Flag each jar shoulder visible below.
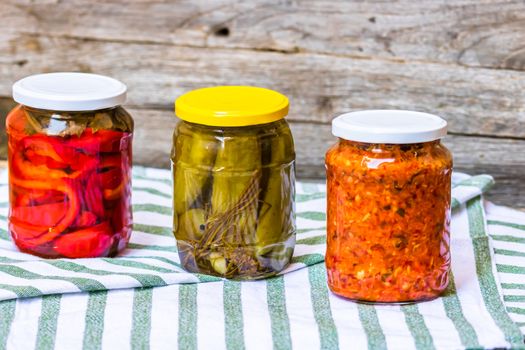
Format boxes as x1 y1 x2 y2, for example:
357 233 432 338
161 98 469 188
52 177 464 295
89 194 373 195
172 119 295 164
326 140 452 172
7 105 134 137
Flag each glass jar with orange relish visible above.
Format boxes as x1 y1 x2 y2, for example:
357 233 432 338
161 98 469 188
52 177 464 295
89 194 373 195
325 110 452 303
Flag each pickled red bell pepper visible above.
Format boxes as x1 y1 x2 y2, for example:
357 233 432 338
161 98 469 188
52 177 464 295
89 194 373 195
54 222 114 258
7 116 132 258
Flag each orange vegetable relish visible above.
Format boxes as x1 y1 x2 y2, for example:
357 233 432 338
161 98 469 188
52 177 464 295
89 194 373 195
325 140 452 303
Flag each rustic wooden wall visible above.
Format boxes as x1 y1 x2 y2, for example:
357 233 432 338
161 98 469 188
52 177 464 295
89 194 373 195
0 0 524 209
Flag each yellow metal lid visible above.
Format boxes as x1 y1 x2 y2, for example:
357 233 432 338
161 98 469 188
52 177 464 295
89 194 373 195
175 86 289 127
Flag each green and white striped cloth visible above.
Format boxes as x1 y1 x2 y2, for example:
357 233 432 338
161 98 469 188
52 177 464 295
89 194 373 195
0 168 524 349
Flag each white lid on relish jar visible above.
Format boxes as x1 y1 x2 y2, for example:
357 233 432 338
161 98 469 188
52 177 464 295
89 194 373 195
331 110 447 144
12 72 127 111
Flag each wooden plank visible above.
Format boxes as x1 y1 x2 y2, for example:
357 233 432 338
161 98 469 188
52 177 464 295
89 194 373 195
0 34 524 138
2 0 525 71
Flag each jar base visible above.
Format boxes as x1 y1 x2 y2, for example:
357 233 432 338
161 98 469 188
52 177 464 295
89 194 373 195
179 258 291 281
333 294 440 305
329 287 442 305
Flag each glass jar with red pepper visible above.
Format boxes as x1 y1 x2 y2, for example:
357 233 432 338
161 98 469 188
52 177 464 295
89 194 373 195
6 73 134 258
325 110 452 303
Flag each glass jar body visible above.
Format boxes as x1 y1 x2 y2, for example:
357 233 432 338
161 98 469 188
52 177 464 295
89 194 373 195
325 139 452 303
171 119 296 279
6 105 134 258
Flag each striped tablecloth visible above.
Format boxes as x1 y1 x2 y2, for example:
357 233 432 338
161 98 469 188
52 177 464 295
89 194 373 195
0 168 524 350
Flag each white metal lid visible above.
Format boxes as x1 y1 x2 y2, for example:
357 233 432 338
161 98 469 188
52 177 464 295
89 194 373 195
331 110 447 144
12 72 127 111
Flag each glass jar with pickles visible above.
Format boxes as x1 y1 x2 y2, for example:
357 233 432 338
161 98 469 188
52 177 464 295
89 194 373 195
172 86 296 279
7 73 133 258
325 110 452 303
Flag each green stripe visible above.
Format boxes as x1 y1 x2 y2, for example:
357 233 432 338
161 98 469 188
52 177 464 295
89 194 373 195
401 304 435 350
224 281 245 350
296 193 325 202
194 273 223 283
488 220 525 231
0 256 23 263
178 284 198 349
83 290 108 350
451 198 460 210
466 198 524 346
494 248 525 257
503 295 525 302
117 256 181 267
0 227 8 241
0 283 43 298
297 211 326 221
133 204 171 215
308 263 339 349
491 235 525 244
497 264 525 274
455 175 494 189
506 307 525 315
357 304 387 350
102 258 176 273
291 253 325 266
302 183 321 193
132 186 171 199
297 227 326 234
266 276 292 350
36 294 61 349
0 265 106 292
0 300 16 349
502 283 525 290
441 273 480 347
297 235 326 245
48 260 167 287
127 243 177 252
131 288 153 350
133 174 172 185
133 223 172 237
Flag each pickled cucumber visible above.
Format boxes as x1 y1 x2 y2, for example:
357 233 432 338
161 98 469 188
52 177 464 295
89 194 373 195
177 208 206 241
173 124 217 215
256 125 295 270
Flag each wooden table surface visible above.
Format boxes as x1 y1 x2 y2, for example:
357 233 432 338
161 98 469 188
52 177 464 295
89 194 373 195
0 1 523 210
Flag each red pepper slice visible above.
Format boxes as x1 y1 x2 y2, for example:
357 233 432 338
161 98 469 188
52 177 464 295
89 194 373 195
73 211 98 228
9 220 51 241
66 129 127 153
11 149 81 180
21 135 74 163
24 149 69 169
19 135 98 176
11 202 67 227
13 188 65 207
84 173 105 218
10 177 80 246
101 167 123 189
53 222 113 258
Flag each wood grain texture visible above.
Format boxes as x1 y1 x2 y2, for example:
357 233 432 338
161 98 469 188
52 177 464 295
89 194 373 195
2 0 525 71
0 0 524 209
